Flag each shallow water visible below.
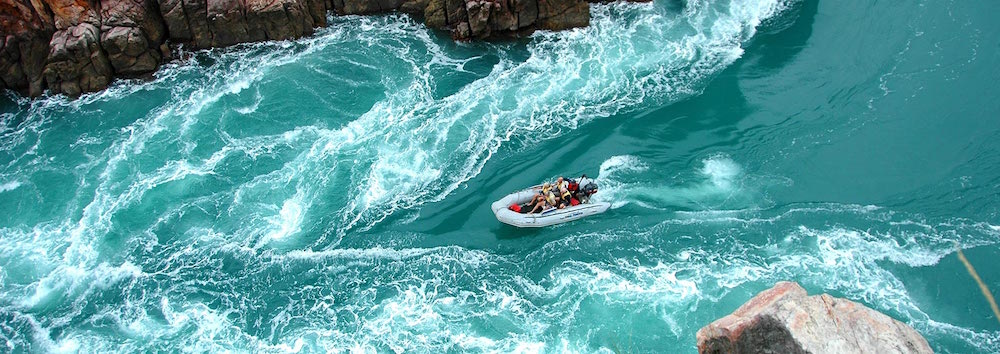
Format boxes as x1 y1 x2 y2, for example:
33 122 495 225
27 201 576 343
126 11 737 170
1 0 999 352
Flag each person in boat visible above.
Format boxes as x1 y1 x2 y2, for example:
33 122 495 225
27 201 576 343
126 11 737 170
537 182 554 204
565 177 580 200
557 186 573 209
529 192 553 214
526 192 546 212
526 183 552 213
554 176 568 190
544 186 558 208
528 198 547 214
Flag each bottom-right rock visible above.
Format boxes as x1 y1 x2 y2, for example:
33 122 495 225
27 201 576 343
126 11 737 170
696 281 933 354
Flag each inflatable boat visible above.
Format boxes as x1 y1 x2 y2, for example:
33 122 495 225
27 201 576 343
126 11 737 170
490 181 611 228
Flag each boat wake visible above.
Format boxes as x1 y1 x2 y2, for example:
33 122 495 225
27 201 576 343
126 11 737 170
594 154 787 211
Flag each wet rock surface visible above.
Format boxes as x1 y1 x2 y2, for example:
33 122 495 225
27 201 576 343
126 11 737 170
2 0 611 97
697 281 934 354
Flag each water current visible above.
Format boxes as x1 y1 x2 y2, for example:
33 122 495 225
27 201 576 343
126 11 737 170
1 0 998 352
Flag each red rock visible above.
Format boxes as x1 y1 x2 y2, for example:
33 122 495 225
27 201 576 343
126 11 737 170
697 281 934 354
2 0 611 96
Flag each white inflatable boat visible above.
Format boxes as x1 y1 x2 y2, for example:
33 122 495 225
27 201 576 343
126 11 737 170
491 184 611 228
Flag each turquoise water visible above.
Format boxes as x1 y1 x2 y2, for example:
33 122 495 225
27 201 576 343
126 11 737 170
2 0 999 351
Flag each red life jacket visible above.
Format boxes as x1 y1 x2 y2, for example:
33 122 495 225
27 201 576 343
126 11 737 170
567 181 579 191
509 203 521 212
570 198 580 206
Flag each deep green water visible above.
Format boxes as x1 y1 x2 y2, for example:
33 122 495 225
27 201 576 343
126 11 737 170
2 0 999 352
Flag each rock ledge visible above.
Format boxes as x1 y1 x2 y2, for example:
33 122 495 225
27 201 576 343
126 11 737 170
696 281 933 354
1 0 614 97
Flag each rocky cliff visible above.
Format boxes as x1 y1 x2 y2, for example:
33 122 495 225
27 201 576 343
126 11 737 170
696 282 933 354
1 0 598 96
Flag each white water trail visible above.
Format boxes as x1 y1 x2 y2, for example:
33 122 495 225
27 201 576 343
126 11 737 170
594 153 763 210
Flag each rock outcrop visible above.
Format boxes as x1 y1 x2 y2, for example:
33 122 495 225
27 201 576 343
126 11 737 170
1 0 601 97
418 0 588 40
696 282 933 354
1 0 55 96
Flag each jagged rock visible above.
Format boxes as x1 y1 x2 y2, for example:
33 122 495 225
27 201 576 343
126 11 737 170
2 0 604 97
337 0 375 14
159 0 323 48
423 0 446 28
444 0 466 26
38 0 118 94
162 0 211 47
206 0 252 47
452 21 470 40
101 26 160 74
696 282 933 354
245 0 315 42
514 0 538 28
398 0 428 15
157 0 193 43
536 0 587 30
487 0 517 32
303 0 327 26
43 22 113 95
0 0 54 95
100 0 166 75
339 0 402 14
464 0 493 38
434 0 587 40
46 0 100 29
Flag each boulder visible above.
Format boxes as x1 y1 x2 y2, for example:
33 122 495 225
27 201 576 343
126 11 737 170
0 0 55 95
38 0 116 94
206 0 252 47
464 0 493 38
157 0 194 43
696 282 933 354
398 0 428 15
486 0 517 33
434 0 586 40
443 0 466 26
46 0 100 29
2 0 602 97
536 0 587 31
423 0 446 27
514 0 538 29
100 0 166 75
42 22 113 95
245 0 315 42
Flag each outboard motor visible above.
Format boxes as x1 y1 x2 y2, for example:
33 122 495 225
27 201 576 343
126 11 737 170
577 176 598 203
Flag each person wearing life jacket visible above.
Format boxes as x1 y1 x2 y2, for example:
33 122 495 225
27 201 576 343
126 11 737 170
529 191 553 214
540 182 553 196
526 183 551 214
558 187 573 209
545 188 557 207
566 178 579 192
553 176 568 190
525 187 551 214
528 198 546 214
566 177 580 202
